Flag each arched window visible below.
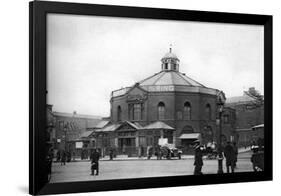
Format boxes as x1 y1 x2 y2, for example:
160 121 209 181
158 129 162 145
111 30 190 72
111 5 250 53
158 102 165 120
206 103 211 120
117 106 122 121
183 102 191 120
128 103 143 121
133 104 141 120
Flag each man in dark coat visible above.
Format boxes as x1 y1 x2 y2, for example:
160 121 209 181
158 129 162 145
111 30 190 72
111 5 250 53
60 150 66 166
232 142 238 168
193 140 205 175
223 142 236 173
90 149 100 175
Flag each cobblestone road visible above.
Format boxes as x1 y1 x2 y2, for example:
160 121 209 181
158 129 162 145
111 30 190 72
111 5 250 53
50 152 253 183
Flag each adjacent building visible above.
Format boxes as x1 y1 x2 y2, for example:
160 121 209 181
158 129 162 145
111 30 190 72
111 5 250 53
46 105 102 157
225 87 264 147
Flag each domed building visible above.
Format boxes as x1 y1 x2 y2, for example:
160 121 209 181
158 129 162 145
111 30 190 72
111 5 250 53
94 48 231 156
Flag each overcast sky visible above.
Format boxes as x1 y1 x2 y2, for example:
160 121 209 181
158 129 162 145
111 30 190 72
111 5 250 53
47 13 264 117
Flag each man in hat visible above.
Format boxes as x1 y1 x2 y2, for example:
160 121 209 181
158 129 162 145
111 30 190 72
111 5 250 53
90 149 100 175
223 141 236 173
193 140 205 175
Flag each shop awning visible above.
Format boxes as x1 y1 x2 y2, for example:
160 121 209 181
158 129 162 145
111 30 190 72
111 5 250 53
179 133 200 139
252 124 264 129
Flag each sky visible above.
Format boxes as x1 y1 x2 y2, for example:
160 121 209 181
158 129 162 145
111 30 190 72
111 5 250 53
47 13 264 117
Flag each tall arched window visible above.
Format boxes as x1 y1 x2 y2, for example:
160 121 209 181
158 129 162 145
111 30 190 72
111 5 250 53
117 106 122 121
128 103 143 121
133 104 141 120
158 102 165 120
206 103 211 120
183 102 191 120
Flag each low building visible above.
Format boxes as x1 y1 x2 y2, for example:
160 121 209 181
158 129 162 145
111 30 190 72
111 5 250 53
46 108 102 158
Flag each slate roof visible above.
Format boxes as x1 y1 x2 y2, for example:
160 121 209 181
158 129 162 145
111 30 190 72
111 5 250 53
225 94 257 104
97 123 122 132
138 71 205 87
80 131 94 138
143 121 175 130
94 120 110 129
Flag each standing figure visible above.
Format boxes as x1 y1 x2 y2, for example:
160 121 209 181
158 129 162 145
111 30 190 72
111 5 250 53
46 148 54 182
60 150 66 166
56 150 61 162
232 142 238 168
147 146 152 160
193 140 205 175
223 141 235 173
90 149 100 175
251 146 264 172
109 149 114 160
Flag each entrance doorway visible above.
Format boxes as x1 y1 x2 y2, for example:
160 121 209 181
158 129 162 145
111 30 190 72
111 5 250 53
118 138 136 156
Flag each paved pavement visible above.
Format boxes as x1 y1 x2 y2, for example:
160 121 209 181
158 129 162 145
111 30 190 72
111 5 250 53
50 151 254 183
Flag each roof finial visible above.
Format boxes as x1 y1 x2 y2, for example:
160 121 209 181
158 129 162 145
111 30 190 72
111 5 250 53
169 44 172 53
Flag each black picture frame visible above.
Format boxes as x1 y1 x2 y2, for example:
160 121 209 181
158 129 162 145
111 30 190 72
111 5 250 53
29 1 272 195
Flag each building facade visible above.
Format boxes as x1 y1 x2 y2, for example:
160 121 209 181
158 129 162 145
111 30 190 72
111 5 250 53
46 106 102 158
93 48 235 156
225 87 264 147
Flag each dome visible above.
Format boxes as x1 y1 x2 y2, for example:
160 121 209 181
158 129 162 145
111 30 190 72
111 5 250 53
111 47 219 97
161 51 179 61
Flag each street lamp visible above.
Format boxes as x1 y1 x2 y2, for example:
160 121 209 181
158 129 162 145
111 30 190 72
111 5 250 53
217 103 224 174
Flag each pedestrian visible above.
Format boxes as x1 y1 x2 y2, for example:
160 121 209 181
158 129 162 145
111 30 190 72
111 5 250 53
109 149 114 160
155 146 159 160
72 151 76 161
193 140 205 175
223 141 235 173
56 150 61 162
90 149 100 175
60 150 66 166
232 142 238 168
251 146 264 172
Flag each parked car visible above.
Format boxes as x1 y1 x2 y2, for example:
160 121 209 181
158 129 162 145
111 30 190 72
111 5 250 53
160 145 182 159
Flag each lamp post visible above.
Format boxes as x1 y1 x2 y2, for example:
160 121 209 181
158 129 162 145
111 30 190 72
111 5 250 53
217 103 224 174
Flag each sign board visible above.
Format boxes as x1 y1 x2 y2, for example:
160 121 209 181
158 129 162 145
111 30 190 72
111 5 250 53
158 138 168 146
75 141 83 149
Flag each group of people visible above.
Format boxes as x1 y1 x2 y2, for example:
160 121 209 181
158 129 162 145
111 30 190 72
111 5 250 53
56 150 73 165
193 140 238 175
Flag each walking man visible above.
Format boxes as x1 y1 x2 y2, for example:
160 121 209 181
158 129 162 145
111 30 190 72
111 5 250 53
90 149 100 175
223 141 235 173
193 140 205 175
233 142 238 168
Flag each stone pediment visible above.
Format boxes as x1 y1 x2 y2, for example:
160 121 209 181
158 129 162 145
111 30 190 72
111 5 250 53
126 84 147 102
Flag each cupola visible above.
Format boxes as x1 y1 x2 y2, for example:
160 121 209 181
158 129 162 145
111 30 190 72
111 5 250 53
161 47 180 71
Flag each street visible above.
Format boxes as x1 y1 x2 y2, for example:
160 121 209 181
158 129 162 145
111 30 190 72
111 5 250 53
50 152 254 183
